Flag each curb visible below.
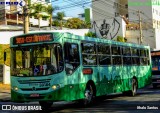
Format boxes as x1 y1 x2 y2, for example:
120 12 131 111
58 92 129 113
0 99 11 102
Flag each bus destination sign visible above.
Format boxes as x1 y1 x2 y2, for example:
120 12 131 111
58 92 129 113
151 52 160 56
13 33 53 45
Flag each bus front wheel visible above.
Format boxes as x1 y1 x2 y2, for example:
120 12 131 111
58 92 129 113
39 101 53 110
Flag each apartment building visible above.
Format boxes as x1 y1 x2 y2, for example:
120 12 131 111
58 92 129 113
91 0 160 49
0 0 52 27
127 0 160 49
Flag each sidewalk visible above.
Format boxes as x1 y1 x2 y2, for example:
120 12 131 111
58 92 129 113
0 83 11 102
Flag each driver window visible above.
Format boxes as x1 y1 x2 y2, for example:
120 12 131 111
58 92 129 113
64 43 80 75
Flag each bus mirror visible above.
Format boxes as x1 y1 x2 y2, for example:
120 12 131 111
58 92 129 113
4 52 6 61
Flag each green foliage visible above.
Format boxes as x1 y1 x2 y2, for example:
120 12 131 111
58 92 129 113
56 12 65 29
85 32 96 38
53 20 60 26
30 3 44 17
0 44 10 66
47 5 54 15
117 36 127 42
57 12 65 20
65 18 90 29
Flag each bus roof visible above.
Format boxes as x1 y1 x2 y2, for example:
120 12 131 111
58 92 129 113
10 31 150 49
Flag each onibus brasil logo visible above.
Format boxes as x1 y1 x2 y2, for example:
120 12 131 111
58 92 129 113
0 0 26 7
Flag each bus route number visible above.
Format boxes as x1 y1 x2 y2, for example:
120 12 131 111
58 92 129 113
39 82 50 87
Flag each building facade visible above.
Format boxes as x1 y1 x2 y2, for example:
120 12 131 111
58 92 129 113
91 0 126 40
91 0 160 49
127 0 160 49
0 0 52 26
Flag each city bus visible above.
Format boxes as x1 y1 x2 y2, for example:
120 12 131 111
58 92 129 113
151 50 160 88
4 32 152 109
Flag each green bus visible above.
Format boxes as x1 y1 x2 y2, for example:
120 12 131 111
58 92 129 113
5 32 152 108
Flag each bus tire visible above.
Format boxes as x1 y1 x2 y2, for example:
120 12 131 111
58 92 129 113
131 78 138 96
39 101 53 110
83 84 95 106
153 84 157 89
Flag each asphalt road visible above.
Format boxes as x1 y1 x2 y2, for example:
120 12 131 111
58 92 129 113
0 85 160 113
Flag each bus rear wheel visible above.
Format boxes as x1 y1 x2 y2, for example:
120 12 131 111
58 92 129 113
83 84 95 106
39 101 53 110
123 78 138 96
131 78 138 96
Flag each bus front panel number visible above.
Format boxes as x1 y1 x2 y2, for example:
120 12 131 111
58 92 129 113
39 82 50 87
29 82 50 87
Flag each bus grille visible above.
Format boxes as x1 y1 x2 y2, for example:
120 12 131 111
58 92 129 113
18 79 51 91
18 79 51 84
21 87 49 91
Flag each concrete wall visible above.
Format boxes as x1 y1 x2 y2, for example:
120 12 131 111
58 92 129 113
126 29 156 49
155 28 160 49
30 17 49 27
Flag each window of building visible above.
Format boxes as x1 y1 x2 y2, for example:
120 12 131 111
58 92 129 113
114 2 119 8
115 12 119 17
126 14 128 18
125 4 128 8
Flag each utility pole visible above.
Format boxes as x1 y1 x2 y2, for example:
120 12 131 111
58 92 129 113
23 0 29 34
138 10 143 44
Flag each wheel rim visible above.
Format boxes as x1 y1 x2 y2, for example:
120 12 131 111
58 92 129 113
132 79 137 95
84 85 93 105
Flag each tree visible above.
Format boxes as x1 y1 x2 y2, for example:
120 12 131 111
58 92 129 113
117 36 127 42
85 32 96 38
64 18 91 29
0 44 10 66
46 5 54 30
57 12 65 29
53 20 60 26
29 3 45 30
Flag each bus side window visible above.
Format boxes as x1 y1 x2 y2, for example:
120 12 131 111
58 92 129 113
111 45 122 65
64 43 80 75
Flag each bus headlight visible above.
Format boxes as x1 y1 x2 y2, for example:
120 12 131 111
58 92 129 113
52 84 60 90
12 86 18 91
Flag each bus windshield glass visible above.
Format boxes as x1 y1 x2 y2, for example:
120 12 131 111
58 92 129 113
152 57 160 71
11 44 63 76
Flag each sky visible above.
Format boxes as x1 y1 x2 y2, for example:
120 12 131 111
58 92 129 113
52 0 91 17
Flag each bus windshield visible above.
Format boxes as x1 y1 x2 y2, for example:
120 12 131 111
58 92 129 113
11 44 63 76
152 57 160 71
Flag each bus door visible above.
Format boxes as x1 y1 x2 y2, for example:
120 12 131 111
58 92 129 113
64 42 81 100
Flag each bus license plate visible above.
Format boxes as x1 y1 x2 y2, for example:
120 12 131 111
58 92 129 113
30 93 39 97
